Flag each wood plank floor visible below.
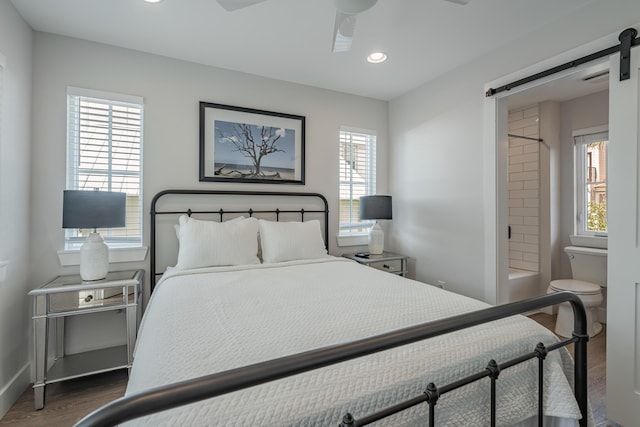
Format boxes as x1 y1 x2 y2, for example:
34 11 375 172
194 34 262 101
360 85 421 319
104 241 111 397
528 313 620 427
0 313 620 426
0 370 127 426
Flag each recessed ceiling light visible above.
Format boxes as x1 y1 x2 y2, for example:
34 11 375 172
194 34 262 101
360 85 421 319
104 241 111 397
144 0 163 3
367 52 388 64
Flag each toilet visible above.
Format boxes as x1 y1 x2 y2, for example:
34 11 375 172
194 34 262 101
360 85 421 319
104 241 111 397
547 246 607 338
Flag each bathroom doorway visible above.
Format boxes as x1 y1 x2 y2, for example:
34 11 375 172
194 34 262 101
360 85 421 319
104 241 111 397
487 60 614 425
488 60 609 306
484 31 640 425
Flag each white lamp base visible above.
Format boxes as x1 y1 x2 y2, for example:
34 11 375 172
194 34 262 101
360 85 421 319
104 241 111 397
80 233 109 281
368 222 384 255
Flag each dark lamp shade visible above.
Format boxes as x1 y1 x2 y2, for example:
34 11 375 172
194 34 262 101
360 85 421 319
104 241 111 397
360 195 392 220
62 190 127 229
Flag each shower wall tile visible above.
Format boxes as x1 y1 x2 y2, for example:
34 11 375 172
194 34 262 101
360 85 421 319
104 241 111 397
509 110 524 122
511 260 539 271
509 215 523 225
508 104 540 273
523 106 539 118
510 116 539 130
509 181 524 190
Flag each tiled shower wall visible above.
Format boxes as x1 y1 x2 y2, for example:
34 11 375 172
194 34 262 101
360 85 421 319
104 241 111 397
508 105 540 272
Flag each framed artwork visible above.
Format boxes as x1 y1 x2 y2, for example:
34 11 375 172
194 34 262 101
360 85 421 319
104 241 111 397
199 102 305 184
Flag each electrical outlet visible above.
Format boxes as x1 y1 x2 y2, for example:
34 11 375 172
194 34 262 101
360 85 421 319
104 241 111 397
436 280 446 289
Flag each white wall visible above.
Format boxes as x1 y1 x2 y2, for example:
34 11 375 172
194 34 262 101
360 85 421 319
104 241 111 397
29 33 388 352
538 100 561 304
0 23 388 412
389 0 640 301
0 0 33 418
557 90 609 279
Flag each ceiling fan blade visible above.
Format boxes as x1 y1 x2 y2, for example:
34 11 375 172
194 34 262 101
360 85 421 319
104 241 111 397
332 11 357 53
443 0 471 4
216 0 269 12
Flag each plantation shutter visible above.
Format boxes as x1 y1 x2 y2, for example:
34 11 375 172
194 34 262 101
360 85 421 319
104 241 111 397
339 127 376 235
66 87 143 247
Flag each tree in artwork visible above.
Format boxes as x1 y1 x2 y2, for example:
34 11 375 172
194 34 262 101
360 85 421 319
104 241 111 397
215 120 295 180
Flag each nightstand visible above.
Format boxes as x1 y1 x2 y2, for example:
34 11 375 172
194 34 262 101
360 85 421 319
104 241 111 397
343 251 409 277
28 269 143 409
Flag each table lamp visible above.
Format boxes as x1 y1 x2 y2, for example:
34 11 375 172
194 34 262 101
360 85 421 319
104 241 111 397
62 190 126 281
359 195 392 255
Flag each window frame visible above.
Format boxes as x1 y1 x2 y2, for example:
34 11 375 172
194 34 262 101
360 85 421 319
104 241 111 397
65 87 144 249
338 126 377 239
573 125 608 238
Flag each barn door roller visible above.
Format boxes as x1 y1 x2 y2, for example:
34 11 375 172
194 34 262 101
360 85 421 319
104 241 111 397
619 28 637 81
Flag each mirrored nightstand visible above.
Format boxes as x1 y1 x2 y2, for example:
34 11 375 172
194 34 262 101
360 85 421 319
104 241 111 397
28 269 143 409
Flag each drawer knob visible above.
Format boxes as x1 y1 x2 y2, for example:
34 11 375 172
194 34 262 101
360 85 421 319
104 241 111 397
84 295 93 302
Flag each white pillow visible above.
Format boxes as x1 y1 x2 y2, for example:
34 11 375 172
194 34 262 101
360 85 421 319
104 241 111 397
174 215 246 239
258 219 329 263
175 216 259 270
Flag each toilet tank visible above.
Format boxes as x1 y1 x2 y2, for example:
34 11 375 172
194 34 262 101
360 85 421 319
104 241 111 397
564 246 608 286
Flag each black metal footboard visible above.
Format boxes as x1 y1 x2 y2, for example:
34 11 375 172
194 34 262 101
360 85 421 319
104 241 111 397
74 291 588 427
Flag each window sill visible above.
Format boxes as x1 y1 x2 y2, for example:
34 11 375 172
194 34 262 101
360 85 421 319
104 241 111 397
336 234 369 247
58 246 148 267
569 235 607 249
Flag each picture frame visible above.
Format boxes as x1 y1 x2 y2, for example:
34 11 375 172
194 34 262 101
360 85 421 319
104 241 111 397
199 102 305 184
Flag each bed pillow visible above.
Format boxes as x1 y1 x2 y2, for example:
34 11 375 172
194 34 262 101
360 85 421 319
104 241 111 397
258 219 329 263
175 216 260 270
174 215 246 239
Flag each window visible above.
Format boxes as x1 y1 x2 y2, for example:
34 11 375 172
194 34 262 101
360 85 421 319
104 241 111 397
574 128 608 237
339 127 376 236
66 87 143 248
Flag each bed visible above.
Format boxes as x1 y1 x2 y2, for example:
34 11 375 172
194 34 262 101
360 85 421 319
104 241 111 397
75 190 591 427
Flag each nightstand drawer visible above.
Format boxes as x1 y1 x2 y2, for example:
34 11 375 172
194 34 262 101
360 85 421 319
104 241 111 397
49 288 136 313
369 259 403 274
343 251 409 277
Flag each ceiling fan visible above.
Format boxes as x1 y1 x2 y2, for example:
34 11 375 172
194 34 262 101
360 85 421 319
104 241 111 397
215 0 472 53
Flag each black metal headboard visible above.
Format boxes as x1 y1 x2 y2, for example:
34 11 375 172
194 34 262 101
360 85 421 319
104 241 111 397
150 189 329 292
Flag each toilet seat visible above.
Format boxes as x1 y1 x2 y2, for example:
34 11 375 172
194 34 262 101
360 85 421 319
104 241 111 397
549 279 601 295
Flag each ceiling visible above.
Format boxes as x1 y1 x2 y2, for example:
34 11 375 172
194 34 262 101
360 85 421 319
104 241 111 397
506 63 610 110
12 0 609 101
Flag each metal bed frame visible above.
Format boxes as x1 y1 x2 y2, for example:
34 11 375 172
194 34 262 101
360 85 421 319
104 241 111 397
75 189 589 427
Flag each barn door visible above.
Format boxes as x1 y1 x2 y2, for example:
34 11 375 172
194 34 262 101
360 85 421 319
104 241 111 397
606 46 640 425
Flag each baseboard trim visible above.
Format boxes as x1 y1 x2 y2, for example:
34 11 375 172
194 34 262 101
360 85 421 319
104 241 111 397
0 362 30 419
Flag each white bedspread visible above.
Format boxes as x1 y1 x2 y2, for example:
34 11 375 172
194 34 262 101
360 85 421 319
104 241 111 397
125 257 586 426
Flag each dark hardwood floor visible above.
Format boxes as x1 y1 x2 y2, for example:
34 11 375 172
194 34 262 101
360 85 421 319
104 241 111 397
0 313 619 426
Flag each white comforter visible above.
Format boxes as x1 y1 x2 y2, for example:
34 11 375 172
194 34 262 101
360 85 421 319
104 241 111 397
125 257 586 426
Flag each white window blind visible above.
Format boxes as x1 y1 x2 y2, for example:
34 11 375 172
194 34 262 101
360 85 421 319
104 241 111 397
66 88 143 248
574 129 608 236
339 127 376 235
